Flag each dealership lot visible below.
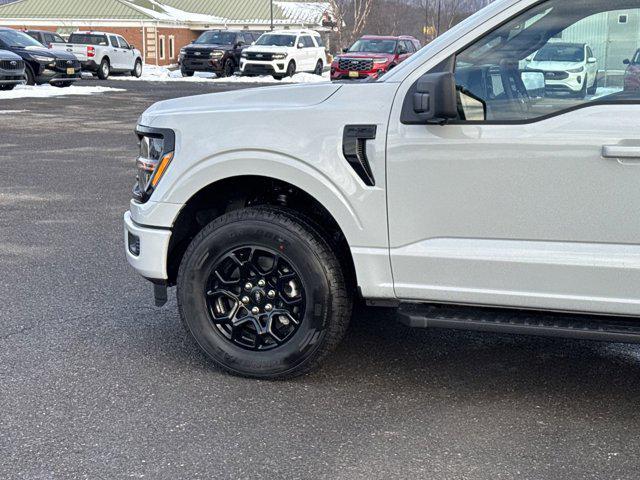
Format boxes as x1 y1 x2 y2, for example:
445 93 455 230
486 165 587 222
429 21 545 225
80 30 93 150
2 80 640 479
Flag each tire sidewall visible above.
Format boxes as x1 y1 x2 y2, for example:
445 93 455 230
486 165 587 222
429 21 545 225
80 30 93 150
98 59 110 79
178 219 333 377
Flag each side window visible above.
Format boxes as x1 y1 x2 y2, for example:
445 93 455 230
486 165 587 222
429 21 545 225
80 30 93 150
118 37 130 49
243 33 253 44
109 35 119 47
52 33 65 43
43 33 54 44
301 36 314 48
454 1 640 122
402 40 415 53
315 35 325 48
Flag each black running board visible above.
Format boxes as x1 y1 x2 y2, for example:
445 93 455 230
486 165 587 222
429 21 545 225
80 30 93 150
398 303 640 343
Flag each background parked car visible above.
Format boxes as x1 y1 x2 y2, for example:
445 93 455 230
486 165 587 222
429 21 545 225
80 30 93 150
51 31 142 80
0 49 25 90
179 30 261 78
24 29 66 49
526 42 598 98
240 29 326 79
0 28 80 87
624 49 640 92
331 35 421 80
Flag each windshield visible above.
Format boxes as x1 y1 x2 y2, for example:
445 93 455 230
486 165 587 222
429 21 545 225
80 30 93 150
0 29 43 48
68 34 108 45
349 39 397 54
195 31 237 45
534 44 584 62
255 34 296 47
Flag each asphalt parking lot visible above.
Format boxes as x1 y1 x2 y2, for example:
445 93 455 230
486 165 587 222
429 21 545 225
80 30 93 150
2 78 640 479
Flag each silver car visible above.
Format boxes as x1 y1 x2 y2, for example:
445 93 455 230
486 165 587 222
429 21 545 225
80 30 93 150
0 49 25 91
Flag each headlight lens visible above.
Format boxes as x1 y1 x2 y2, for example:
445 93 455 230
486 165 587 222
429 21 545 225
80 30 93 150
133 127 175 202
272 53 288 60
210 50 224 59
373 58 388 64
567 66 584 73
241 52 248 58
32 54 54 63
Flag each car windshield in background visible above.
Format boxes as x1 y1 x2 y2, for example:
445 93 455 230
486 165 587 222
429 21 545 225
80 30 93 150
534 44 584 62
0 30 43 48
349 39 397 54
68 34 108 45
195 32 237 45
255 34 296 47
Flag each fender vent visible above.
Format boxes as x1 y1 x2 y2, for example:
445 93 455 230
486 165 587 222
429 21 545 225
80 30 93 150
343 125 377 186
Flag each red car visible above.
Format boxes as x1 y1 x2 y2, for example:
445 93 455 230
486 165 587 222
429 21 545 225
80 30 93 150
624 49 640 92
331 35 421 81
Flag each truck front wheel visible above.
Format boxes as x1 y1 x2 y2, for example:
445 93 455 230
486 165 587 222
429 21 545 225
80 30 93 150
177 207 352 379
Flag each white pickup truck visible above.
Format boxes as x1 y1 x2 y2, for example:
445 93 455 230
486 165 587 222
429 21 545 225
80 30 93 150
52 31 142 79
125 0 640 379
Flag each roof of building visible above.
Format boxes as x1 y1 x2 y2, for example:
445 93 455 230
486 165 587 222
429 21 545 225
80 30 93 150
0 0 332 26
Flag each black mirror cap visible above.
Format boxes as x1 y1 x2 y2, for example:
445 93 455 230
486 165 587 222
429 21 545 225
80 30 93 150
624 58 630 65
342 47 349 53
401 72 458 125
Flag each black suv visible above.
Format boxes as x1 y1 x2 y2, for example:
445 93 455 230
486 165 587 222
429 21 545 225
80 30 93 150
0 27 80 87
24 29 66 49
179 30 261 77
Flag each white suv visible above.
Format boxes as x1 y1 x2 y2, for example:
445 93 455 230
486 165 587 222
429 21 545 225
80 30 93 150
240 29 325 79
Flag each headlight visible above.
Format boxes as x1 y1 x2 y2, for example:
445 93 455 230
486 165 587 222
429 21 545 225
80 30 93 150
32 54 54 63
180 48 186 55
567 66 584 73
373 58 388 64
133 126 175 203
241 52 248 58
272 53 288 60
210 50 224 59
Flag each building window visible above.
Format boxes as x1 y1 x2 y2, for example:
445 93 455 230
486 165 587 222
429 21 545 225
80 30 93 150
159 35 166 60
169 36 175 59
619 14 628 24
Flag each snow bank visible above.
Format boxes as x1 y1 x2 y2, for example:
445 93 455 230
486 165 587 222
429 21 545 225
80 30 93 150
107 64 330 84
0 84 125 100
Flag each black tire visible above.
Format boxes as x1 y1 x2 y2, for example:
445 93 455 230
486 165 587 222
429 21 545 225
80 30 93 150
587 74 598 95
97 58 110 80
0 84 16 91
222 59 235 77
285 60 296 77
181 69 194 77
177 206 352 379
313 59 323 75
24 65 35 86
132 59 143 78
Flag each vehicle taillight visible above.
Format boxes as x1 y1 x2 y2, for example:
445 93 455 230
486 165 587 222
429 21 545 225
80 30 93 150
87 46 95 58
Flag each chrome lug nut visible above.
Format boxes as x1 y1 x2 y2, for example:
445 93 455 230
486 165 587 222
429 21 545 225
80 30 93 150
280 316 291 326
251 306 260 315
244 282 253 291
257 279 266 287
241 296 250 304
267 290 276 299
265 303 273 312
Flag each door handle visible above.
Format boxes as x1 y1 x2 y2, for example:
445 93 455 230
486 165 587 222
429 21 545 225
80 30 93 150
602 145 640 159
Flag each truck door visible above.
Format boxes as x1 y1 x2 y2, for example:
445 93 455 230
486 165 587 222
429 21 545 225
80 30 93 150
386 0 640 316
108 35 123 69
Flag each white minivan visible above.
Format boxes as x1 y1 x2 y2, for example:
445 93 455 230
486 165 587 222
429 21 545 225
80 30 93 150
240 29 326 79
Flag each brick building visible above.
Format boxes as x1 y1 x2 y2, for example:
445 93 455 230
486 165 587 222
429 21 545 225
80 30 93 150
0 0 333 66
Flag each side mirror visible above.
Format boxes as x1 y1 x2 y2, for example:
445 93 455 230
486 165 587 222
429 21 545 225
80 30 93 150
397 47 408 55
251 41 256 46
525 56 534 62
624 58 631 65
404 72 459 124
587 57 597 64
130 44 135 50
342 47 349 53
298 42 304 48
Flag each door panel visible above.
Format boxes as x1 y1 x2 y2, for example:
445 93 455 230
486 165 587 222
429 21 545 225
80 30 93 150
386 0 640 316
386 105 640 315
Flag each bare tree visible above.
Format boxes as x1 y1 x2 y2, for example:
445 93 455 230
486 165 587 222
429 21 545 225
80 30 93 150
329 0 375 50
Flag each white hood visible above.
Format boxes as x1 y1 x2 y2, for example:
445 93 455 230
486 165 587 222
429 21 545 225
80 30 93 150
527 60 583 71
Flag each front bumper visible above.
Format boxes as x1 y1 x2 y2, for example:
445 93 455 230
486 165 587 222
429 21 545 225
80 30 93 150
124 211 172 281
330 67 383 80
544 73 585 93
240 59 286 75
0 70 25 85
36 67 81 85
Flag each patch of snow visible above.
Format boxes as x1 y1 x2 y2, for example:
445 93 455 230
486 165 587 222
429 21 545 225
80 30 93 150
274 1 329 24
0 84 125 100
0 110 28 114
108 64 330 84
590 86 623 99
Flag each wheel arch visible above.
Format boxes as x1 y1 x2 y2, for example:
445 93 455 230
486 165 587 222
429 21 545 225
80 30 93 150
166 175 359 294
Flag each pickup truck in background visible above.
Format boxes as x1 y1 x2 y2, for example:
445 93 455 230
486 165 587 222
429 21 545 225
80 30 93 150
52 31 142 80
